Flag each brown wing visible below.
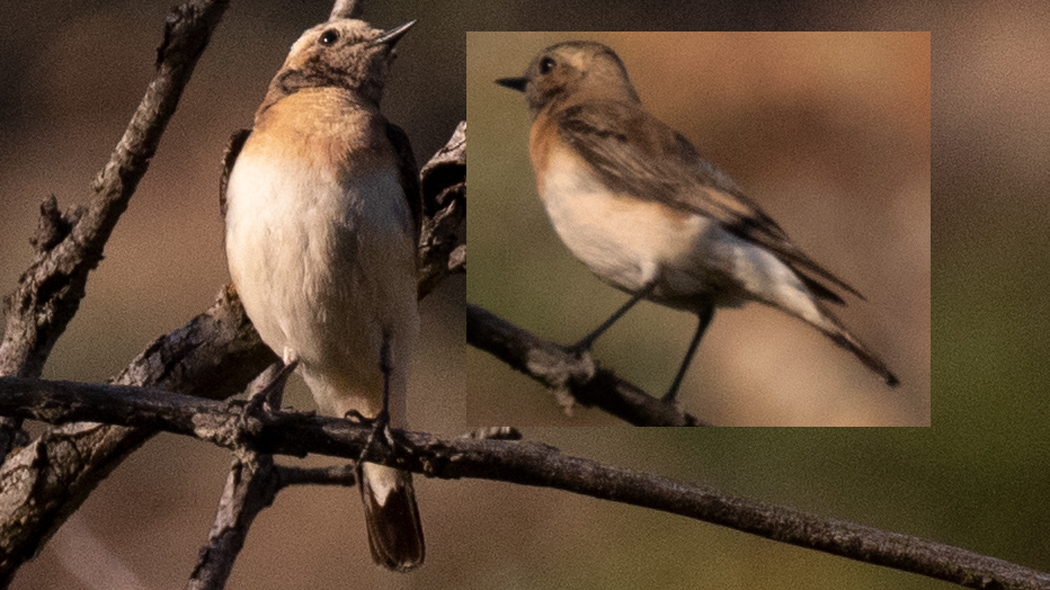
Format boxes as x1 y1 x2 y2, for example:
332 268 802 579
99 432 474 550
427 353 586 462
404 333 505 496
219 128 252 218
384 121 422 245
558 100 863 302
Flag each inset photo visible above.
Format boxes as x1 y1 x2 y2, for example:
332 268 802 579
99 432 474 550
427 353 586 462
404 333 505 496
467 32 930 426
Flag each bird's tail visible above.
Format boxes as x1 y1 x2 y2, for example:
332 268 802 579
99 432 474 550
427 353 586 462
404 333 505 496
360 462 425 571
758 256 899 387
809 302 900 387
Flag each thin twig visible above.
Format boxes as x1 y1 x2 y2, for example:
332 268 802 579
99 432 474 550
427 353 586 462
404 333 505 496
186 364 293 590
0 376 1044 590
186 450 278 590
467 303 708 426
275 463 358 488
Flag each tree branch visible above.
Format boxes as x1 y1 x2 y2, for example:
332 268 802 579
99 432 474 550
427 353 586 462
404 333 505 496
186 450 277 590
184 388 512 589
467 303 708 426
0 0 232 579
0 286 273 585
186 361 294 590
0 0 231 458
418 121 466 299
0 376 1044 590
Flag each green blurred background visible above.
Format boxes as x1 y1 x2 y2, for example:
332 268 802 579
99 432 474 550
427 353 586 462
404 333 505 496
1 1 1046 589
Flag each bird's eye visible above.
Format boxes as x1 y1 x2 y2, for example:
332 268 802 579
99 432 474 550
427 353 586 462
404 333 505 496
320 29 339 45
539 57 556 75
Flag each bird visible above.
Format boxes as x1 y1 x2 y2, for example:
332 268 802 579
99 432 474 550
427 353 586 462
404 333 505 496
496 40 899 401
221 13 424 571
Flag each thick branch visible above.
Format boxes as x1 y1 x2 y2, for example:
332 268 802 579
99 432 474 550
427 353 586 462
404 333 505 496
0 0 229 381
0 0 231 464
0 287 273 585
0 0 232 578
0 376 1045 590
467 303 707 426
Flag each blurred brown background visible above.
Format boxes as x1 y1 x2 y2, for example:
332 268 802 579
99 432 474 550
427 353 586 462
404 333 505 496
468 31 929 426
1 0 1047 589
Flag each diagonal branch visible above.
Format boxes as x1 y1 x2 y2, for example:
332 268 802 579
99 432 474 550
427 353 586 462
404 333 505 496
0 0 230 389
467 303 707 426
186 450 278 590
0 0 231 462
0 0 232 579
186 361 292 590
0 376 1045 590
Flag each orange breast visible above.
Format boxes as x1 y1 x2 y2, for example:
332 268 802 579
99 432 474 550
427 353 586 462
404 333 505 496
528 112 559 199
250 89 393 179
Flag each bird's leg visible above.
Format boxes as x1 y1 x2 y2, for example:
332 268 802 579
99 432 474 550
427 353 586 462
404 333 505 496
663 305 714 402
572 281 657 351
350 331 398 472
375 332 395 447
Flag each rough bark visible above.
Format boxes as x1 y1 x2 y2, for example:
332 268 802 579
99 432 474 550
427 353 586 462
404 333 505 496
0 376 1045 590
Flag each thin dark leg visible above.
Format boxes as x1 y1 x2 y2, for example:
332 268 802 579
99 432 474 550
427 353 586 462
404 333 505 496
375 331 395 447
355 331 395 471
573 282 657 350
663 305 714 402
379 333 392 424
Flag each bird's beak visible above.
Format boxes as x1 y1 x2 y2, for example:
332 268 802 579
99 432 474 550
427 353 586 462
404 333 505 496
496 76 528 93
370 20 416 48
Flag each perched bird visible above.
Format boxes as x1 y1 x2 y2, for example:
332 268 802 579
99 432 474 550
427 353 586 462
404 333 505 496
497 41 899 400
221 15 424 571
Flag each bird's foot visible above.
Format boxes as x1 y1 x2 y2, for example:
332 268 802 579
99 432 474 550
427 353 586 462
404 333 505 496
345 408 415 467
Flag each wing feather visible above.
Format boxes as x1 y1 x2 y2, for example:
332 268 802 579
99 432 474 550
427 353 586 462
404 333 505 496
558 100 863 302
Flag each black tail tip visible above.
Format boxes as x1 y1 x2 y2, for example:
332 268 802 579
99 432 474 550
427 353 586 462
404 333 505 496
361 470 425 572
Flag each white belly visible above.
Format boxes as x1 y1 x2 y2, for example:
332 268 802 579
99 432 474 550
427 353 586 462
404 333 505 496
224 153 418 419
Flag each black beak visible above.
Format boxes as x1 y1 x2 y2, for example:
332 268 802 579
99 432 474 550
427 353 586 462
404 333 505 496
370 20 415 48
496 76 528 93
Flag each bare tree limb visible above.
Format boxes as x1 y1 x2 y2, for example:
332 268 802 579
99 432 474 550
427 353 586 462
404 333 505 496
186 363 293 590
0 0 232 580
186 451 277 590
418 121 466 299
191 377 456 589
0 376 1045 590
0 0 231 461
467 303 708 426
190 370 363 590
0 286 274 585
